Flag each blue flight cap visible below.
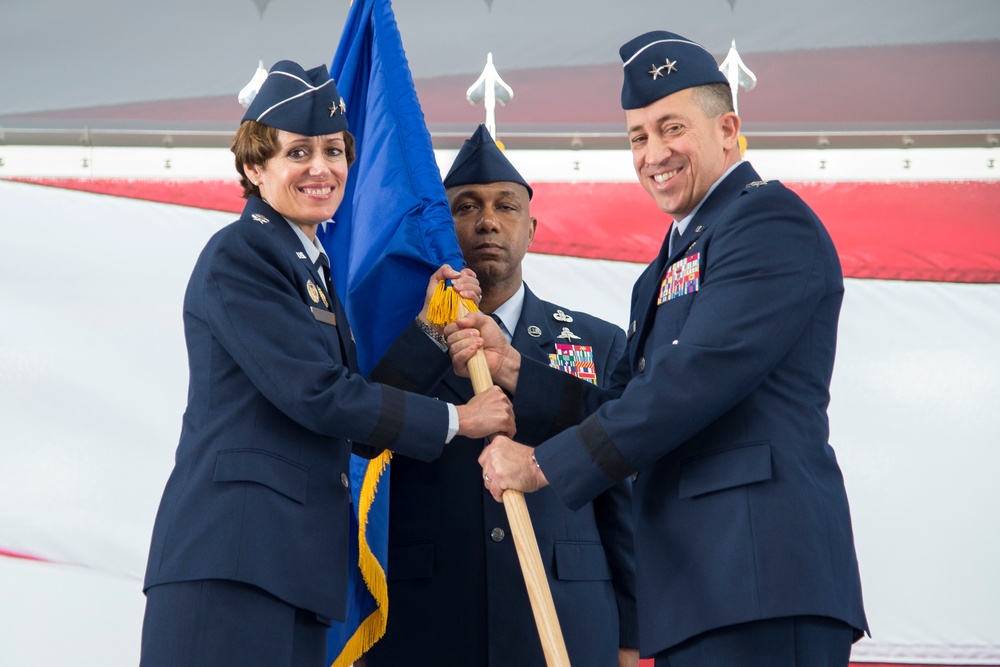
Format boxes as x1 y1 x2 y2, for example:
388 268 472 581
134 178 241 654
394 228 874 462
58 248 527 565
443 124 533 200
620 30 728 110
241 60 348 136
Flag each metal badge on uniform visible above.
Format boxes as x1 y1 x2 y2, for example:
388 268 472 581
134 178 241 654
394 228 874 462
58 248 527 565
296 251 307 259
527 325 542 338
557 327 580 341
658 252 701 305
317 288 329 308
549 343 598 385
306 280 320 304
746 180 769 188
252 213 269 224
552 309 574 323
311 306 337 326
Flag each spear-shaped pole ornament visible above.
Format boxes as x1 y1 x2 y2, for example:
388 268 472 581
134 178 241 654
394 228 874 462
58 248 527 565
719 39 756 115
466 52 513 140
238 60 269 109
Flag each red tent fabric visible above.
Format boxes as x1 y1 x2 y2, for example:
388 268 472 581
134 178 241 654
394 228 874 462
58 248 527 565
10 177 999 284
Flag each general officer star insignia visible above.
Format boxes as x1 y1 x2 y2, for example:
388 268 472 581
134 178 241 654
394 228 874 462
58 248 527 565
328 99 346 117
649 58 678 79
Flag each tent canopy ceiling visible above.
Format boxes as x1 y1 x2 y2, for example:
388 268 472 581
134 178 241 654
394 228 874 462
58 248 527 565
2 0 999 149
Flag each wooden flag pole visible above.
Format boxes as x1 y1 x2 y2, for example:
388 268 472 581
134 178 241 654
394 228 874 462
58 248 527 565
456 298 572 667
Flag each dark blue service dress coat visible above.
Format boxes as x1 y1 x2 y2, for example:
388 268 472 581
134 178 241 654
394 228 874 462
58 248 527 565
143 197 452 623
365 285 638 667
514 162 869 657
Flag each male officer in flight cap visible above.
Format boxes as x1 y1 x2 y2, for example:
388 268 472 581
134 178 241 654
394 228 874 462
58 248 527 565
366 125 639 667
456 31 869 665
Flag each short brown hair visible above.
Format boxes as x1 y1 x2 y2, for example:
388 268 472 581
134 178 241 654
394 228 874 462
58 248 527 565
230 121 357 199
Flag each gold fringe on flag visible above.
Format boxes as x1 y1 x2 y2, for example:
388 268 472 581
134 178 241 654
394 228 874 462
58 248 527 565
330 449 393 667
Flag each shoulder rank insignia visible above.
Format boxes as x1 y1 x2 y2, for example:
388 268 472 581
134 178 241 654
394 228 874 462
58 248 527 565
252 213 270 224
549 343 598 385
557 327 580 341
553 309 574 323
745 180 769 189
658 252 701 304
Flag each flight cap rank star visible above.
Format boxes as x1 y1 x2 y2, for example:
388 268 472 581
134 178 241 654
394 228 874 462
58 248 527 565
649 58 678 79
329 99 347 117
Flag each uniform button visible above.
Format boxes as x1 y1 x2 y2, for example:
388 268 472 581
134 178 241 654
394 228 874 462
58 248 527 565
490 527 506 542
637 357 646 372
341 473 350 488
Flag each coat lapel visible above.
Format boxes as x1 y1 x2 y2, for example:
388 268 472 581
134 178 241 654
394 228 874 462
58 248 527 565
631 162 762 362
255 199 358 370
512 286 556 364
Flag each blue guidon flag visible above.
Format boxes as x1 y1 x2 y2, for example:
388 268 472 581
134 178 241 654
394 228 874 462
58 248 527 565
319 0 465 665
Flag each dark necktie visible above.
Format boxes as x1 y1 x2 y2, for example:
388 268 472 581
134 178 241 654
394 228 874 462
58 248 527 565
314 254 357 368
489 312 512 343
669 225 682 256
315 253 332 289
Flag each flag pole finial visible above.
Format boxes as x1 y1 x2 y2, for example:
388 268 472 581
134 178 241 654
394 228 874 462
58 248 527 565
719 39 756 115
466 52 513 141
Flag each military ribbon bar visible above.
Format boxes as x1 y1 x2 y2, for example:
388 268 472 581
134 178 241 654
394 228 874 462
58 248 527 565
549 344 598 384
658 252 700 304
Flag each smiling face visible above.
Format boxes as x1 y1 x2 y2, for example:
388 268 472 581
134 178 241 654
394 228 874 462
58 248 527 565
448 181 536 310
625 86 741 220
243 130 350 238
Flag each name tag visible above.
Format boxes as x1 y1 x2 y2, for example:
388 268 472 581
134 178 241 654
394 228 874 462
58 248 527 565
311 306 337 326
658 252 700 304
